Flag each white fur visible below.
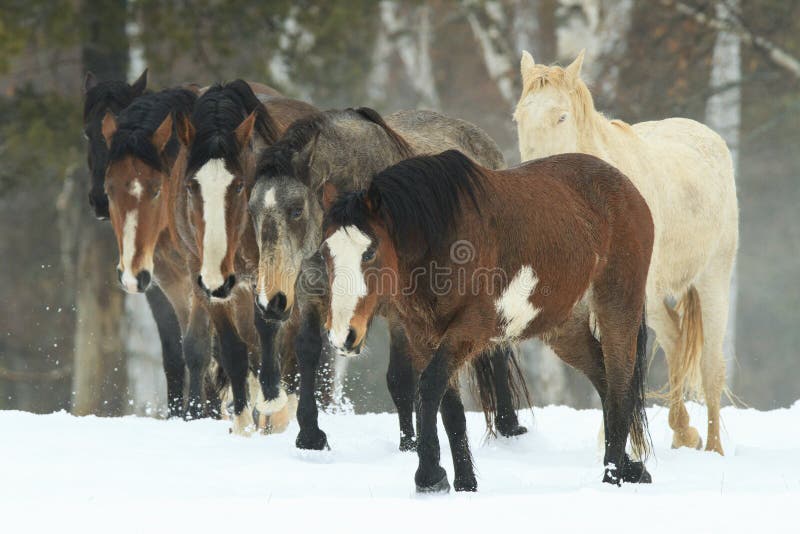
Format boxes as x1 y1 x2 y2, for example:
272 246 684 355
325 226 371 350
130 179 142 200
119 209 139 293
262 187 277 208
495 265 540 339
195 159 234 292
254 387 288 415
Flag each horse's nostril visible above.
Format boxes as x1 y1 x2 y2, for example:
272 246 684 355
116 268 123 285
269 292 287 314
225 275 236 291
344 328 357 350
136 271 151 292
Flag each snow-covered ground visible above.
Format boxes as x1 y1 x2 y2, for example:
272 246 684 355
2 402 799 533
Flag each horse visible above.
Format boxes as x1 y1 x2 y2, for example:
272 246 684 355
322 149 654 491
248 108 531 452
514 50 738 455
174 79 318 431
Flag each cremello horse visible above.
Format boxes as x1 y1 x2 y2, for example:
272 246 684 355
514 50 738 454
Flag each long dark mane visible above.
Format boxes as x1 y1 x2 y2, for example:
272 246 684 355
255 107 413 185
326 150 486 258
109 88 197 171
83 80 143 122
187 80 280 175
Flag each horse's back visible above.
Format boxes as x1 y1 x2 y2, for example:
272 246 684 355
386 109 506 170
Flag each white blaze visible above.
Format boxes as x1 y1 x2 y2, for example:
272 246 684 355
130 179 142 200
495 265 540 339
120 209 139 293
195 159 234 291
325 226 371 349
262 187 277 208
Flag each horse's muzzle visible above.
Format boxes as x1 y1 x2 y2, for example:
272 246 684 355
198 274 236 300
256 291 291 322
88 191 110 220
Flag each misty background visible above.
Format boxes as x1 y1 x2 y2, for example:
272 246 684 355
0 0 798 417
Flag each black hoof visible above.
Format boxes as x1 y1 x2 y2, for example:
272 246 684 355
498 424 528 437
602 467 622 486
296 428 329 451
621 459 652 484
416 469 450 494
184 403 204 421
454 475 478 492
399 435 417 452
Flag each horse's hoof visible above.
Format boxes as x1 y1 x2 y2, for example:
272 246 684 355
621 459 652 484
399 435 417 452
602 467 622 486
498 424 528 438
416 469 450 494
296 428 329 451
454 475 478 492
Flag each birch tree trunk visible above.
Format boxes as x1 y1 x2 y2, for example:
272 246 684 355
704 0 741 381
71 0 129 416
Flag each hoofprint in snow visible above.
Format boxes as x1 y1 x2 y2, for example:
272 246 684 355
2 403 799 533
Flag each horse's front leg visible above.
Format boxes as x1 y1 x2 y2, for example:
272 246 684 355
183 294 212 420
387 324 416 451
253 305 288 417
210 305 253 435
144 285 185 418
294 305 328 450
414 345 451 493
440 381 476 491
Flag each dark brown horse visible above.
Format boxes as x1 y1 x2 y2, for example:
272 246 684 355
249 108 530 453
323 150 654 491
174 80 318 431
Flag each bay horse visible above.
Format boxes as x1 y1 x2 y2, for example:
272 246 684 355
514 50 738 454
248 108 530 452
175 80 318 431
323 150 654 491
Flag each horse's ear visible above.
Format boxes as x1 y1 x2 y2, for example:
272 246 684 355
234 111 257 148
321 181 339 212
101 111 118 148
565 49 585 82
176 114 195 148
151 114 174 153
131 68 148 96
84 71 97 94
520 50 536 85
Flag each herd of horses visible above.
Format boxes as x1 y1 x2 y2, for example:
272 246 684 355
81 49 738 493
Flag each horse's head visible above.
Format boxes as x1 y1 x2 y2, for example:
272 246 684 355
181 111 258 300
82 69 148 220
103 112 174 293
321 183 396 356
513 50 592 161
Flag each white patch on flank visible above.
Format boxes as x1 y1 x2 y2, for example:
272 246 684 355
495 265 540 339
195 159 234 292
263 187 277 209
325 226 371 350
120 209 139 293
129 179 142 200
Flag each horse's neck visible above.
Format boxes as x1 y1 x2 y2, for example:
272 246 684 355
165 147 188 247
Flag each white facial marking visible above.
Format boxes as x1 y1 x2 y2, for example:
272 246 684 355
495 265 540 339
263 187 277 209
120 209 139 293
195 159 234 291
130 179 142 200
325 226 371 350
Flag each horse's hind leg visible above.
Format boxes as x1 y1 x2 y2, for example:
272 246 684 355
145 285 185 418
490 345 527 437
440 379 476 491
695 261 734 455
387 323 416 451
648 300 703 450
210 305 253 435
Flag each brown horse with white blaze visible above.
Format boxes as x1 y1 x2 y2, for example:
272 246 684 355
323 150 654 492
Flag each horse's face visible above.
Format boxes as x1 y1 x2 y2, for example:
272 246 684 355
513 50 585 160
104 114 172 294
248 175 321 321
184 158 249 300
322 219 397 357
82 70 147 220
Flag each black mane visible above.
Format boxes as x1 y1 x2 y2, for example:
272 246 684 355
187 80 279 175
326 150 485 258
83 80 143 123
108 88 197 172
255 111 330 182
350 107 413 159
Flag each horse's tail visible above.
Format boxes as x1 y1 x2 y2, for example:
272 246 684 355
667 285 705 402
469 344 532 436
629 306 652 460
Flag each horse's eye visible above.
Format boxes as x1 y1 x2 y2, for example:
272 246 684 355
234 180 245 194
290 207 303 220
558 113 567 124
362 248 376 263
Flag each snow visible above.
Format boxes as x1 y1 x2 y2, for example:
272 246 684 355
2 402 799 533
